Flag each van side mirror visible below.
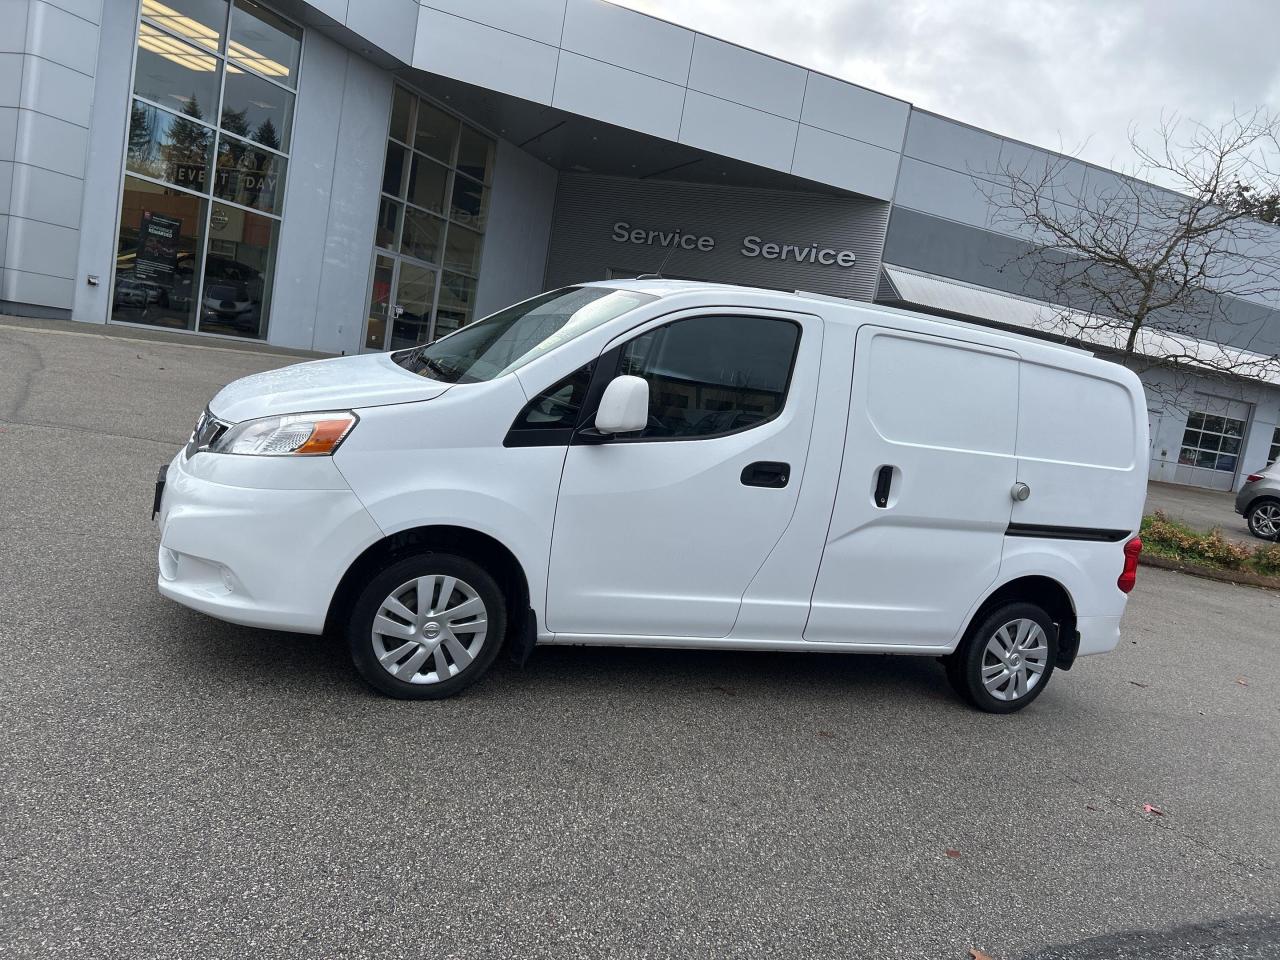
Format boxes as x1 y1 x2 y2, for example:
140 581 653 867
592 375 649 436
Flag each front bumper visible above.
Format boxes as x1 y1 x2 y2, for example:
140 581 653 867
155 450 383 634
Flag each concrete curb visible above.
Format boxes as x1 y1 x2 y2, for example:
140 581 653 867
1142 552 1280 592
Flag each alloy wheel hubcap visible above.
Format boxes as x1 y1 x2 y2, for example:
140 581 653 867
981 618 1049 701
370 574 488 684
1252 504 1280 537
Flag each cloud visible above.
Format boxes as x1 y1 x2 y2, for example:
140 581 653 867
615 0 1280 175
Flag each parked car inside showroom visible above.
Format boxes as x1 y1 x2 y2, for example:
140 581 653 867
152 281 1149 713
1236 464 1280 540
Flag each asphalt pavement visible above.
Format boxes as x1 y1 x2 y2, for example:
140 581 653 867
1144 481 1256 547
1 319 1278 959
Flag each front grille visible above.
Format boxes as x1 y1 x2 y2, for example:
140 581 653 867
185 408 230 458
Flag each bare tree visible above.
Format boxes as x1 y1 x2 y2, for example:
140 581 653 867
983 110 1280 399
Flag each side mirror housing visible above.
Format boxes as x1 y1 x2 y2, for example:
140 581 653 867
593 375 649 435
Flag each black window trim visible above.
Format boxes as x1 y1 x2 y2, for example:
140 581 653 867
502 307 810 448
572 312 804 446
503 361 597 448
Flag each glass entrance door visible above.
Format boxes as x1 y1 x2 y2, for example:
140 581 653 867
364 255 441 352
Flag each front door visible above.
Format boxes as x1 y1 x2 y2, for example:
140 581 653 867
363 256 440 352
805 325 1020 647
546 310 822 639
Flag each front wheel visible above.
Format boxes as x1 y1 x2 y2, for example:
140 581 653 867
946 602 1057 713
1246 499 1280 541
347 552 507 699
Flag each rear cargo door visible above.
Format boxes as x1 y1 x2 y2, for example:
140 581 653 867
1010 361 1145 534
805 325 1019 647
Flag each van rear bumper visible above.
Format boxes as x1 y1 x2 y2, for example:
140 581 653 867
1075 615 1122 656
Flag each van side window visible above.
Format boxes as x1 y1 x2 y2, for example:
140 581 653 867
504 362 594 445
618 315 800 440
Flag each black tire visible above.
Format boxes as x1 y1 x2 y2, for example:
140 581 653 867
945 601 1058 714
347 551 507 700
1245 498 1280 541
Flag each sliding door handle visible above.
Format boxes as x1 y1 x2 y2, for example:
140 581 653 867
874 465 895 508
741 461 790 488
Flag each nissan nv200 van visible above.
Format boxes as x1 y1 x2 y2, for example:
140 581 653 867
153 281 1148 713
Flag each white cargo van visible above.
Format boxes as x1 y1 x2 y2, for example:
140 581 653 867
154 281 1148 712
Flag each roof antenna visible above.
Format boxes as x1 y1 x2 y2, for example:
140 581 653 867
637 238 680 280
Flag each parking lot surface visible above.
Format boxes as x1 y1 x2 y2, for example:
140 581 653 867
1144 481 1255 547
2 320 1278 959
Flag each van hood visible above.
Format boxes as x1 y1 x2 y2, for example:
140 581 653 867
209 352 451 422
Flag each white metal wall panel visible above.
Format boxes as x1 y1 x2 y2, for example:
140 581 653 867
421 0 567 46
791 124 900 201
679 91 798 174
413 7 559 105
799 71 909 151
560 0 693 85
552 51 685 142
687 34 807 119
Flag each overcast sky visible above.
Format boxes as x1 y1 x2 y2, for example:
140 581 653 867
616 0 1280 176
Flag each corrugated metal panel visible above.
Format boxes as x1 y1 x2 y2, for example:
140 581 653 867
545 173 891 302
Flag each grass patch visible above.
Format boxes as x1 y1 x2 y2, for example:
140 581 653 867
1141 510 1280 578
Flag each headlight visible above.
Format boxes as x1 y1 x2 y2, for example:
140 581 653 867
208 411 359 456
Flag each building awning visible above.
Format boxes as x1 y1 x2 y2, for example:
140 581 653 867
879 264 1280 387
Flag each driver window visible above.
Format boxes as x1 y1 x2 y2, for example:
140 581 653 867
618 315 800 440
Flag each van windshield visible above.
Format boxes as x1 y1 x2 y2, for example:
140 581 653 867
392 287 657 383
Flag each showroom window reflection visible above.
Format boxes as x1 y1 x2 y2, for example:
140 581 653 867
365 85 495 352
111 0 300 340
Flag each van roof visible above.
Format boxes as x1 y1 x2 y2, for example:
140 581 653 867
587 279 1095 358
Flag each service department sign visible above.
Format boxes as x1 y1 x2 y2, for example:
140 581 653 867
611 221 857 268
546 173 890 301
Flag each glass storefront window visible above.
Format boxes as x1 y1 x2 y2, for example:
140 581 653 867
436 272 477 338
367 85 494 350
114 176 208 330
401 209 443 264
389 86 414 145
383 143 407 197
199 202 278 338
415 102 459 164
134 25 221 116
228 0 301 87
376 198 402 250
214 134 286 213
111 0 299 340
126 99 214 191
443 224 482 275
221 67 293 149
449 173 487 230
139 0 228 52
457 126 494 183
388 263 437 350
407 155 448 214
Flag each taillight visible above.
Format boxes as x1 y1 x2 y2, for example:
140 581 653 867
1117 537 1142 593
1246 474 1264 483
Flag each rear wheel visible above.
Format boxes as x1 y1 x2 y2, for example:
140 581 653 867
946 601 1057 713
347 552 506 699
1246 499 1280 540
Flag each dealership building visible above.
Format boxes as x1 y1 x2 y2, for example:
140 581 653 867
3 0 1280 490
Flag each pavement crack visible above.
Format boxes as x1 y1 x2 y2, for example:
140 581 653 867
0 416 183 448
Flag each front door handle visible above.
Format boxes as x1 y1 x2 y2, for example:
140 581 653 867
741 460 790 488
